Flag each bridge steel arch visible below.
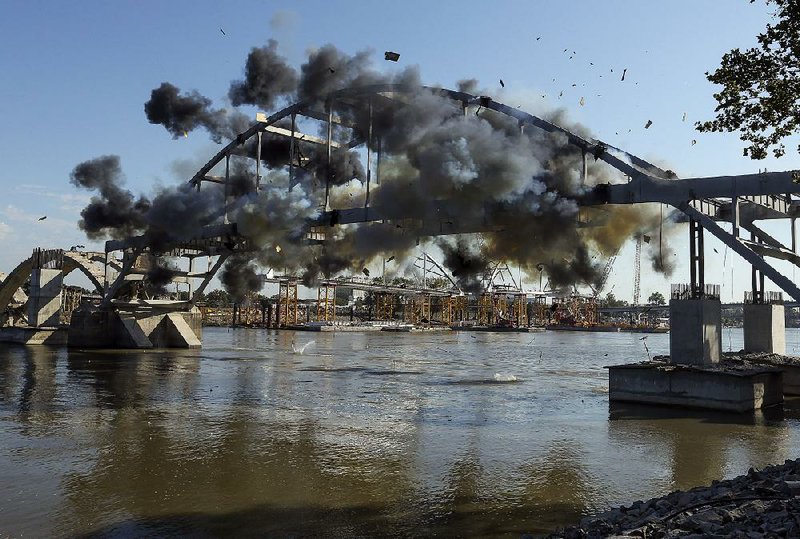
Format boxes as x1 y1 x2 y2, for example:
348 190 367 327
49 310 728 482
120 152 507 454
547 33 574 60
98 84 800 301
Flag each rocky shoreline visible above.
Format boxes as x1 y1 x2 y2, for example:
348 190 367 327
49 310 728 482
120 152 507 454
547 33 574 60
545 459 800 538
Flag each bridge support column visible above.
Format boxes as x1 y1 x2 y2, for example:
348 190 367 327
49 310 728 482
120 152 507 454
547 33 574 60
669 298 721 365
27 269 63 327
743 303 785 355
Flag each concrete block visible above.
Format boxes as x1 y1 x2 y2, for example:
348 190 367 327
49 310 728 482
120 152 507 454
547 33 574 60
118 315 154 349
608 363 782 412
27 269 63 327
159 313 202 348
743 303 786 355
669 298 722 365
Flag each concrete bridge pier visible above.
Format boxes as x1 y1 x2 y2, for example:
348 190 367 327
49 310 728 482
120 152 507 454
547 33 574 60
743 303 786 355
668 297 722 365
609 281 782 412
27 268 63 328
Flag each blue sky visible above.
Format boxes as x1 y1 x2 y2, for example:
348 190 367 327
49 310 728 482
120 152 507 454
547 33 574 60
0 1 797 301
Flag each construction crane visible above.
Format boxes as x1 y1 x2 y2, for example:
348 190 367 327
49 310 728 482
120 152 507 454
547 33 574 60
592 250 619 298
633 234 643 305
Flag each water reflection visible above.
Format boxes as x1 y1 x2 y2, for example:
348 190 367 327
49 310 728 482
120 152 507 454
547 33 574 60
608 402 791 492
0 329 799 537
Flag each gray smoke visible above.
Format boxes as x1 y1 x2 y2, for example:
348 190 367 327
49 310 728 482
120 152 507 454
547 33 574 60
72 40 679 298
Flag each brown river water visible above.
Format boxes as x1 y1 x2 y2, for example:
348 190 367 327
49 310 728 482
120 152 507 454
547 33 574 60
2 327 800 538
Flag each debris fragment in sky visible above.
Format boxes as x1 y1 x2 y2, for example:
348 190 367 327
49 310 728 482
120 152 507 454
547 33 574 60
219 28 226 36
536 36 541 40
579 96 585 106
362 268 370 277
621 68 627 81
499 79 504 88
691 139 697 146
386 256 395 263
275 245 282 253
644 120 653 129
38 216 47 221
384 51 400 62
682 112 687 122
643 234 651 243
328 67 336 73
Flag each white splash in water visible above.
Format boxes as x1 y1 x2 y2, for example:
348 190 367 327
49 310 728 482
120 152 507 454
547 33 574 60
291 340 315 355
493 373 518 383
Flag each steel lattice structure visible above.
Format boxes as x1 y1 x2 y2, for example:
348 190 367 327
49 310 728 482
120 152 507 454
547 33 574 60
71 85 800 305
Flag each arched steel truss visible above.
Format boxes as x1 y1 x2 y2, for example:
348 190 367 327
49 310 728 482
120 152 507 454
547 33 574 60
98 84 800 301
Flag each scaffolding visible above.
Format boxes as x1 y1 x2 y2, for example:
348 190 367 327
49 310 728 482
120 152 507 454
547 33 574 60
237 291 264 326
531 295 549 326
552 295 598 326
279 280 299 326
512 293 527 327
317 282 336 322
404 294 431 325
375 292 395 321
59 287 83 325
478 292 494 325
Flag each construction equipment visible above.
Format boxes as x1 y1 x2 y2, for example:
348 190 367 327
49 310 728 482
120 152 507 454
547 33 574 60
633 235 643 305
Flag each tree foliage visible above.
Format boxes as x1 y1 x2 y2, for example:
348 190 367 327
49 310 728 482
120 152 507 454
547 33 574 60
647 291 666 305
697 0 800 159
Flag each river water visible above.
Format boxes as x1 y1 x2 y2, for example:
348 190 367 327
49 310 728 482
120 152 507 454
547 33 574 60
1 327 800 538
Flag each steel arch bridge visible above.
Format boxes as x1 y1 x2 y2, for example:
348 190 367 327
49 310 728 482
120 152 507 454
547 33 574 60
5 83 800 317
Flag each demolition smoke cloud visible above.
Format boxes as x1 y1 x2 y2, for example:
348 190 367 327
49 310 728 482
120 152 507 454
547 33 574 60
73 40 678 300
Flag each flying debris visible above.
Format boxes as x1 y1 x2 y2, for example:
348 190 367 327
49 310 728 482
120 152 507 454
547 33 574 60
621 68 627 81
713 248 719 254
682 112 687 122
384 51 400 62
275 245 282 253
691 139 697 146
579 96 585 106
499 79 505 88
644 120 653 129
328 67 336 73
536 36 541 40
571 83 576 87
386 256 396 263
219 28 226 36
38 216 47 221
643 234 651 243
362 268 370 277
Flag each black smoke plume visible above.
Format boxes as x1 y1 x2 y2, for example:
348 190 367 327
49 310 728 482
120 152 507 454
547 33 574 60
145 82 225 142
228 39 297 109
220 254 262 302
70 155 151 239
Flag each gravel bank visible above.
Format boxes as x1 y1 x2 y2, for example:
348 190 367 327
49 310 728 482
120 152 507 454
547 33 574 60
545 459 800 538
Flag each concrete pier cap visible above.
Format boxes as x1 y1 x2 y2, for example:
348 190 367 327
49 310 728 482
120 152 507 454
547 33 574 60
68 300 202 349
